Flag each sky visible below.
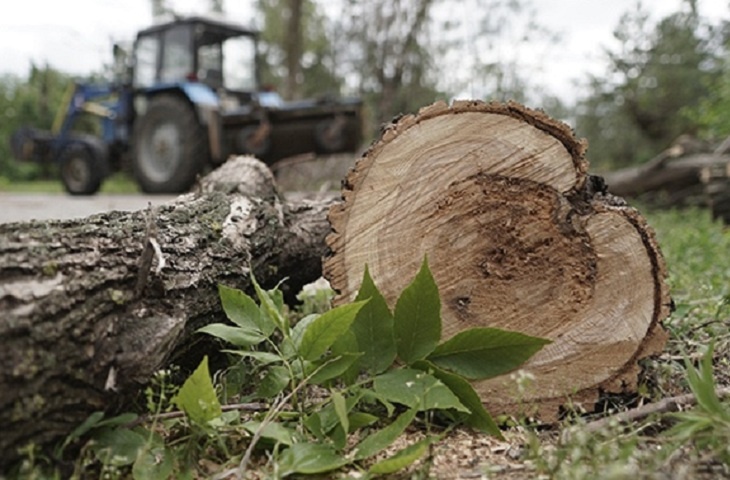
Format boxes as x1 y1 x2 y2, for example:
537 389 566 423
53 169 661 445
0 0 727 104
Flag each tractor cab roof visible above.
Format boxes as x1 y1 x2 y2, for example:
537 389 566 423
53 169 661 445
136 16 258 42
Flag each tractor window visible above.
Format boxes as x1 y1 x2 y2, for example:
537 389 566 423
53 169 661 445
222 36 257 92
161 25 193 83
198 44 223 88
134 36 159 88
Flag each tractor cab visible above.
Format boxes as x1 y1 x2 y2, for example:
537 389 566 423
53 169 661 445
132 16 259 98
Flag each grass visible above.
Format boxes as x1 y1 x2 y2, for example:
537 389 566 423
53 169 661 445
0 172 139 194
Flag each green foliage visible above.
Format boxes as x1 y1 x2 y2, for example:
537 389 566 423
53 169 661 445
347 266 397 373
194 258 545 476
0 65 105 182
277 442 348 476
575 2 723 170
352 408 418 461
172 356 222 426
255 0 343 99
428 327 551 380
394 257 442 363
666 341 730 463
373 369 469 413
368 436 440 474
297 301 365 360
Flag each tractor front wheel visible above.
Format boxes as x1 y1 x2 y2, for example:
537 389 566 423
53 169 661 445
59 140 108 195
132 95 208 193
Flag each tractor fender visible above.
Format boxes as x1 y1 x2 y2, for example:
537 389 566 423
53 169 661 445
140 82 220 125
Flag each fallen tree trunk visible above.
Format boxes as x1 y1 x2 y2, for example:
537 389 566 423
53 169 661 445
0 157 331 469
325 100 671 420
601 134 730 211
602 153 730 202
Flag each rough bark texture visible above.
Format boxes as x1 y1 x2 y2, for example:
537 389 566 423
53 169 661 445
325 100 671 420
0 156 331 469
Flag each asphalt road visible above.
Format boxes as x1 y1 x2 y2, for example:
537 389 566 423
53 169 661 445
0 193 178 224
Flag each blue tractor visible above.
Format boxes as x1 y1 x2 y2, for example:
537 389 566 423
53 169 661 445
10 16 362 194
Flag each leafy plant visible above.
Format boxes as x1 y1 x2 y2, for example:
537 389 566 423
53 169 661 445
196 256 549 476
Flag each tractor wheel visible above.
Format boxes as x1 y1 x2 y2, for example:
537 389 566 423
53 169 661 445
132 95 207 193
59 140 108 195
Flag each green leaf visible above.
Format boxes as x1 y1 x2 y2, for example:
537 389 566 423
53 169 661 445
172 356 222 425
251 275 288 335
93 428 147 467
394 256 441 364
306 391 363 436
354 408 417 460
332 390 349 434
242 421 295 446
369 436 439 474
351 265 397 373
373 368 469 412
61 411 105 453
427 327 550 380
197 323 266 347
330 329 361 385
223 349 282 365
255 365 290 398
132 445 174 480
218 284 274 336
303 411 324 440
278 443 348 476
684 342 730 420
413 360 503 438
307 352 362 385
299 301 367 361
288 314 318 356
348 412 379 430
95 412 139 429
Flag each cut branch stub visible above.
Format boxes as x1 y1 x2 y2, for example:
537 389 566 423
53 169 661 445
324 100 671 420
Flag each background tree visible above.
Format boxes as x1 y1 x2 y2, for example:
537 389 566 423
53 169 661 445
685 19 730 141
575 0 721 170
256 0 343 100
0 65 73 181
337 0 442 128
151 0 173 20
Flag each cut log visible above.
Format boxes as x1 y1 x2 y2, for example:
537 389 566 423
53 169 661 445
0 156 331 469
325 100 671 420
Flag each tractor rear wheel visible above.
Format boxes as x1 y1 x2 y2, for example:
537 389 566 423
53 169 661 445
132 95 208 193
59 139 108 195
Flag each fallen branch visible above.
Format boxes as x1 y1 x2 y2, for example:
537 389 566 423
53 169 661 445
580 387 730 434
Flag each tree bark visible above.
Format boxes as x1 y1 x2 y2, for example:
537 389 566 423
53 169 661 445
325 100 671 421
283 0 304 100
0 156 331 469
